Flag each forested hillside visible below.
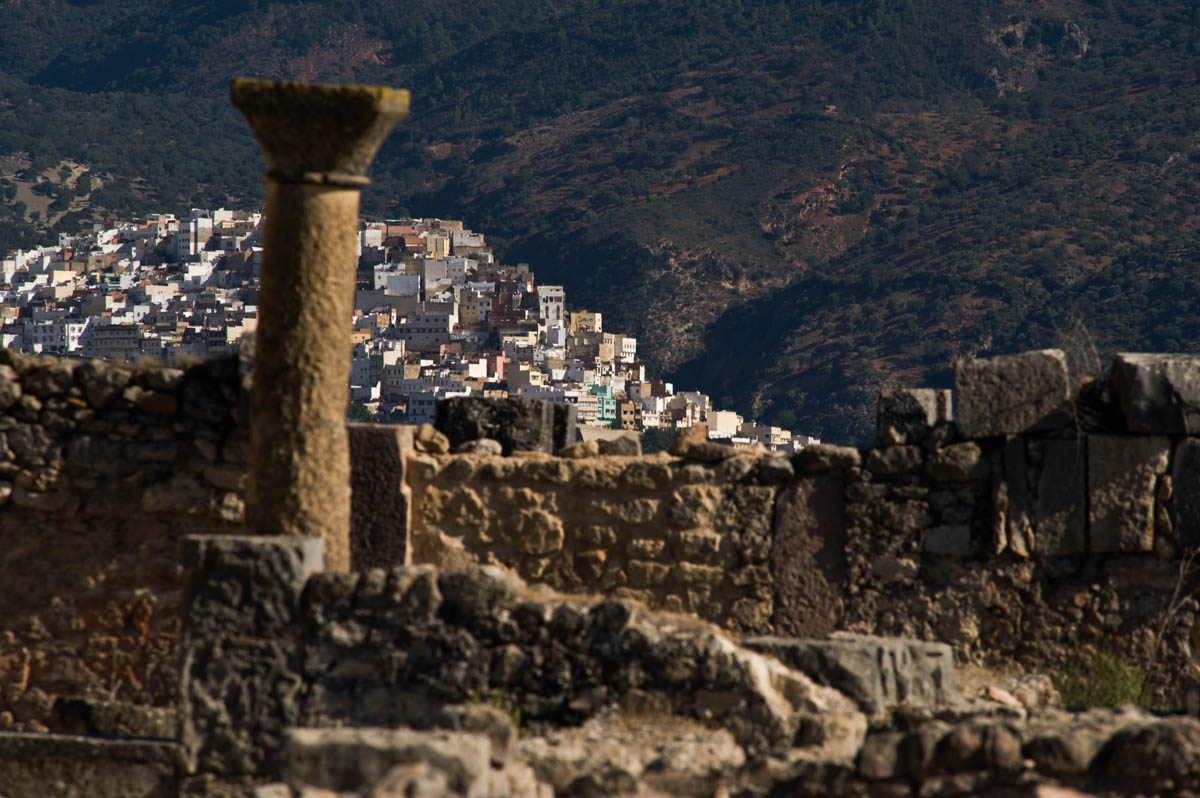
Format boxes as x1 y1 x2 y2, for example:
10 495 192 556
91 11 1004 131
3 0 1200 441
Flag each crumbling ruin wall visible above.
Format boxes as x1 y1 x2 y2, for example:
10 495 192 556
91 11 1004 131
827 350 1200 707
10 346 1200 737
405 449 789 635
0 353 417 736
168 534 1200 798
405 351 1200 707
177 535 866 789
0 351 247 735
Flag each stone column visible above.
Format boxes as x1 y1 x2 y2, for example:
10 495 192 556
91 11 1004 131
232 79 409 571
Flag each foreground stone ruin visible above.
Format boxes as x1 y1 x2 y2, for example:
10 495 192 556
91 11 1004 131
4 346 1200 795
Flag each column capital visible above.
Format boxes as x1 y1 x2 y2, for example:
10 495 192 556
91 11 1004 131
231 78 410 187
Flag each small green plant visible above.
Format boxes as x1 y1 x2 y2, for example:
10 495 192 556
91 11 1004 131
1055 650 1146 709
468 688 523 730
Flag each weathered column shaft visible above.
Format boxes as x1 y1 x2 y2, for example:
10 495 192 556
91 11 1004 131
249 182 360 564
232 79 408 571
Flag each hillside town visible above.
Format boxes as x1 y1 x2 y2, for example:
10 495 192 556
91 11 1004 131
0 209 818 451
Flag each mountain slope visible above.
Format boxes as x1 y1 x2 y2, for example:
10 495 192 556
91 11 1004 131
3 1 1200 441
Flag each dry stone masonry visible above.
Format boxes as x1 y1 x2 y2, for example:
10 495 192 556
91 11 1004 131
178 535 867 791
167 535 1200 797
0 349 247 736
404 444 789 634
8 346 1200 795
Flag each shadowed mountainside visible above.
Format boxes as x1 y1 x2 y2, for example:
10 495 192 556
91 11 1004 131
3 0 1200 441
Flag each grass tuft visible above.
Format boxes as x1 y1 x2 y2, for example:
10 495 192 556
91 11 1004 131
1055 650 1145 709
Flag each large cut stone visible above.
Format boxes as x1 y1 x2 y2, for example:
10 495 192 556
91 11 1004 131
1174 438 1200 548
182 535 324 641
349 423 412 569
279 728 492 797
876 388 952 446
553 402 578 454
1034 439 1087 556
923 525 971 556
770 477 846 638
1090 716 1200 793
1089 435 1170 553
792 443 861 474
955 350 1071 438
436 397 566 455
926 441 987 481
1002 436 1033 557
742 634 958 722
181 637 310 775
0 734 180 798
1110 352 1200 434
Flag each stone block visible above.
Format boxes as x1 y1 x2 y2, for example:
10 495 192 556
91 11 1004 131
925 442 987 481
573 549 607 581
1089 435 1170 553
23 361 76 398
6 423 56 465
437 566 523 625
512 509 564 554
717 454 755 482
1034 439 1087 556
0 364 21 410
1173 438 1200 548
923 525 971 557
414 423 450 454
453 438 503 456
628 560 671 587
770 477 846 638
597 434 641 456
559 440 600 458
865 445 923 475
182 535 324 641
552 402 578 454
675 441 737 462
792 444 861 474
858 731 906 780
676 528 722 561
742 634 958 721
279 727 492 796
436 397 559 455
672 562 723 585
1001 436 1033 557
348 423 412 569
753 455 794 484
955 350 1071 438
0 733 181 798
628 538 666 558
181 638 308 775
1090 716 1200 793
876 388 952 446
1110 352 1200 434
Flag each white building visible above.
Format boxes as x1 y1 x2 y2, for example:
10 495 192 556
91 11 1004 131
537 285 565 324
24 317 90 353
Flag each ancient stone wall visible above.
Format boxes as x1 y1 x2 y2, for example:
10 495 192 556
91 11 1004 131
405 449 789 634
0 354 419 737
403 351 1200 707
0 351 247 735
10 346 1200 738
172 535 1200 798
828 351 1200 706
177 535 865 789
